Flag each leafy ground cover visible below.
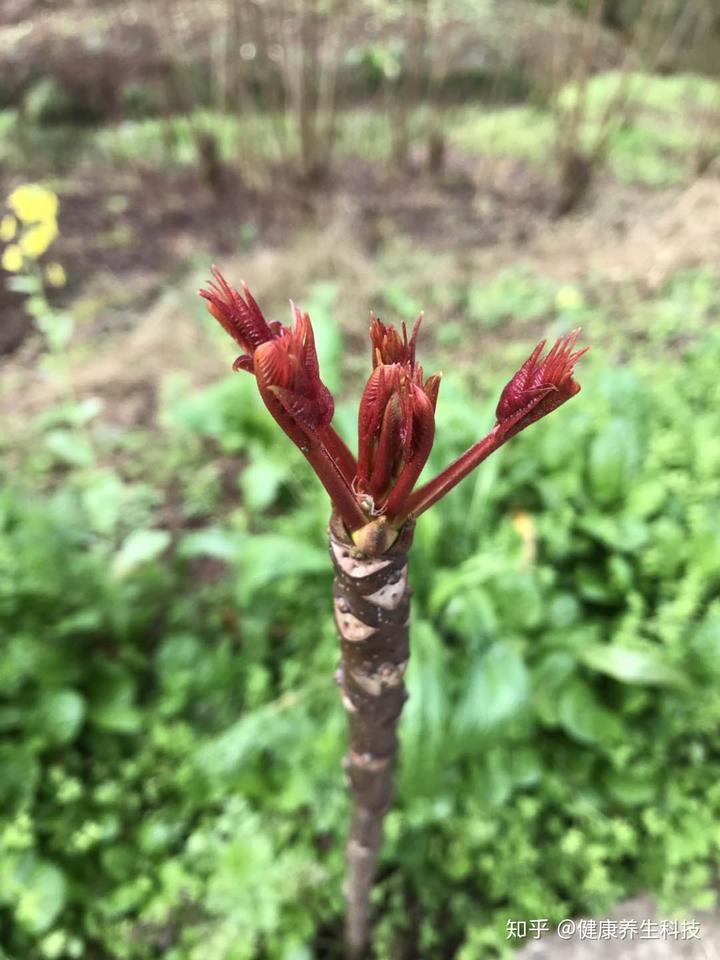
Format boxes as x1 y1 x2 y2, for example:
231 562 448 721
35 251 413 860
2 264 720 957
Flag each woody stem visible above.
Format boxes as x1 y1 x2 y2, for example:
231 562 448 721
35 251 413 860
329 514 415 960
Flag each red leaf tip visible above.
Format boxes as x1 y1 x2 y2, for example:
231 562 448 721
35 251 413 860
255 304 334 434
199 266 275 371
495 329 588 439
356 311 442 519
370 313 423 369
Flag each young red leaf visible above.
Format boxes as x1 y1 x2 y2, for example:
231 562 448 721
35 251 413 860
200 267 276 371
399 331 587 523
495 330 588 440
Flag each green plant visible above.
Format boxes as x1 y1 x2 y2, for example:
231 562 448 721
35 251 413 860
465 269 559 330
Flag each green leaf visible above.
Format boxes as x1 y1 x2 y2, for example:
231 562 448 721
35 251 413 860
112 529 170 578
471 746 542 808
89 674 142 734
36 689 86 745
179 528 244 561
240 456 288 512
558 679 623 745
692 523 720 579
44 430 95 468
532 651 577 725
15 860 67 934
7 274 42 295
690 615 720 678
0 746 40 809
581 644 682 688
196 693 302 780
156 634 202 678
237 535 327 598
547 594 582 629
576 564 617 605
443 588 497 643
456 641 530 735
428 554 496 614
37 312 74 351
490 572 543 631
82 471 125 535
401 620 449 788
588 419 641 506
605 769 659 806
626 479 667 519
578 514 648 552
509 746 543 787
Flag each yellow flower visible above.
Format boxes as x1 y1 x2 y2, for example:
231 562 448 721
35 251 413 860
511 511 535 539
1 244 23 273
19 219 58 259
7 184 59 224
555 285 584 312
0 215 17 242
46 262 67 288
511 510 537 568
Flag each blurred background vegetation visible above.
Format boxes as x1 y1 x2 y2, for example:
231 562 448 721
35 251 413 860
1 0 720 958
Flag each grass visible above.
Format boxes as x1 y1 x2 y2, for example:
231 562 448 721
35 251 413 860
575 70 720 115
448 72 720 186
447 105 554 162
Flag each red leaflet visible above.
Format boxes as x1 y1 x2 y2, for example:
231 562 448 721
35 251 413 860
400 332 588 522
382 383 435 517
202 269 365 531
252 304 367 530
495 330 588 440
356 338 440 515
357 365 398 488
255 304 335 437
199 267 279 372
370 314 422 368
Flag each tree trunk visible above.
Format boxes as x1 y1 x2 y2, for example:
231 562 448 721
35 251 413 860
328 514 415 960
196 130 225 196
554 149 594 217
426 128 446 176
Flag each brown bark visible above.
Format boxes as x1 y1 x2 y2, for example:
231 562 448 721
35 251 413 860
554 149 594 217
328 514 415 960
388 4 428 172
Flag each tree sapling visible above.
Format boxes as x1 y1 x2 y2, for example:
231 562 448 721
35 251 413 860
200 268 587 958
